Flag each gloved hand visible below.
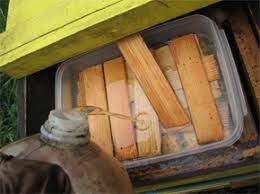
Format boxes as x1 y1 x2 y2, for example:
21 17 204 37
0 153 72 193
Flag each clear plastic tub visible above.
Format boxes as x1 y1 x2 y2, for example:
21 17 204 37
55 15 247 168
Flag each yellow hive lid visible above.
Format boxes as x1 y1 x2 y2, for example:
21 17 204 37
0 0 219 78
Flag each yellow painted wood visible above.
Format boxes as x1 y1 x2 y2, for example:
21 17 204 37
0 0 220 78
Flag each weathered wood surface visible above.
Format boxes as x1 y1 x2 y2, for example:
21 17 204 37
104 57 137 160
239 103 258 143
203 55 219 81
153 46 189 153
228 6 260 120
134 80 161 157
210 80 222 98
78 65 113 156
117 34 188 128
153 46 177 72
125 64 161 157
169 34 224 144
153 46 183 92
161 133 179 154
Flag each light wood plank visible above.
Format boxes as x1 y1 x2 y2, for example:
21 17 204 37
195 35 219 82
183 131 198 149
154 45 224 149
203 55 219 81
169 34 224 144
175 89 188 109
103 57 137 160
78 65 113 155
154 46 195 150
161 133 178 154
117 34 189 128
126 66 161 157
77 73 86 107
154 46 182 90
210 80 222 98
216 98 231 137
125 64 135 114
153 46 177 71
134 80 161 157
154 46 219 88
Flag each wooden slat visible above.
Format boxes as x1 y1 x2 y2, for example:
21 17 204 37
161 133 178 154
162 123 192 134
203 55 219 81
103 57 137 160
175 89 188 109
161 123 196 153
154 46 219 87
134 80 161 157
154 44 224 149
210 80 222 98
154 45 220 107
183 131 198 149
195 35 219 82
126 66 161 157
169 34 224 144
153 46 177 72
216 98 231 137
125 66 135 117
77 73 86 107
117 34 189 128
78 65 113 155
154 46 181 90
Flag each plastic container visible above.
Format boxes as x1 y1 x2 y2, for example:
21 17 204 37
55 15 247 168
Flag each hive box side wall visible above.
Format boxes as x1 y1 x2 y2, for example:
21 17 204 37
0 0 219 78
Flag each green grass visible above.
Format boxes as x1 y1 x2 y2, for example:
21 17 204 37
0 72 17 147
